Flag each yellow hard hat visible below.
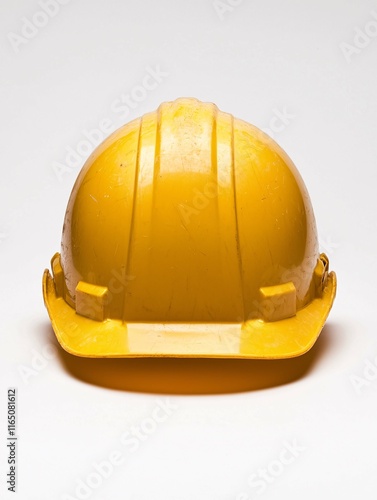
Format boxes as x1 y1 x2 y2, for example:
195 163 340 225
43 97 336 359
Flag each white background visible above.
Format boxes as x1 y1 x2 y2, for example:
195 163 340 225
1 0 377 499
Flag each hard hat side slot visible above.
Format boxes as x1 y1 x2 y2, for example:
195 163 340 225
75 281 109 322
258 281 296 322
50 252 64 298
313 253 330 297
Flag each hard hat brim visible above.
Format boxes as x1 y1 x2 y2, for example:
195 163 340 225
43 269 336 359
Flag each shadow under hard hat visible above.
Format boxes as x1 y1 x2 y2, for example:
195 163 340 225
42 321 338 394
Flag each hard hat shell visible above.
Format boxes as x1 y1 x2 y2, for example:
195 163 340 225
43 98 336 359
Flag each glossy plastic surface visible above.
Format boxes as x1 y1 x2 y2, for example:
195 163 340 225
43 97 336 358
